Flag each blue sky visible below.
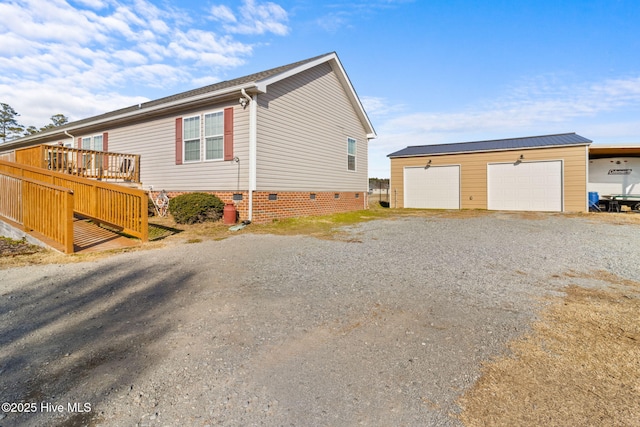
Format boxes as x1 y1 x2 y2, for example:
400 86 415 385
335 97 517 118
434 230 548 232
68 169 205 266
2 0 640 177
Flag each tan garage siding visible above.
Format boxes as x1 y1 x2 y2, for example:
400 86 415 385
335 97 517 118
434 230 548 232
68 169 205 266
390 145 588 212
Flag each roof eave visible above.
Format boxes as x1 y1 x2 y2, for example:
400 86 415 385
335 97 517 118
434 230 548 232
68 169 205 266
2 83 261 150
2 53 378 149
388 142 592 158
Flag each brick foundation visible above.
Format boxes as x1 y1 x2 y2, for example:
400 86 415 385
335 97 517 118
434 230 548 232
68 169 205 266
162 190 367 223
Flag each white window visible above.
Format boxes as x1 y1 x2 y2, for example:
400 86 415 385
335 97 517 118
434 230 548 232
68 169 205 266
204 112 223 160
183 116 201 162
183 111 224 162
347 137 356 171
81 135 103 151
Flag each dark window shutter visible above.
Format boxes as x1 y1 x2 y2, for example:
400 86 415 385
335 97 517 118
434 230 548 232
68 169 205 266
77 137 82 148
224 107 234 161
175 117 183 165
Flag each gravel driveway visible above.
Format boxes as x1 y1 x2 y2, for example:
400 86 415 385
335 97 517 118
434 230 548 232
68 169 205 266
1 212 639 426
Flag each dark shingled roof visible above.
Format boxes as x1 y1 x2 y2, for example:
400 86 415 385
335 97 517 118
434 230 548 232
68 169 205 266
2 52 335 148
388 133 592 158
56 52 335 130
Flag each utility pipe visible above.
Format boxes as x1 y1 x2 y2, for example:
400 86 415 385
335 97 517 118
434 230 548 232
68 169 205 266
243 89 258 221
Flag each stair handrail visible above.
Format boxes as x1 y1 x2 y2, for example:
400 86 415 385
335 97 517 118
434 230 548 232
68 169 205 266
0 159 148 242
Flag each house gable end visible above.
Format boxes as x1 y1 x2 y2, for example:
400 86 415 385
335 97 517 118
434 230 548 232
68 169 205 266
254 61 368 192
255 53 376 140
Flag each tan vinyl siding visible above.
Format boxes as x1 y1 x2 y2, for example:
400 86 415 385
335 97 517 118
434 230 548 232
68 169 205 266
390 145 588 212
108 103 250 191
255 62 368 192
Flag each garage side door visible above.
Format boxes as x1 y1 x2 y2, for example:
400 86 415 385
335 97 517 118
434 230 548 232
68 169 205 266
404 165 460 209
488 161 563 212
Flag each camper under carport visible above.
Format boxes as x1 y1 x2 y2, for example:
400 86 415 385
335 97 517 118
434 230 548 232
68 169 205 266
588 146 640 211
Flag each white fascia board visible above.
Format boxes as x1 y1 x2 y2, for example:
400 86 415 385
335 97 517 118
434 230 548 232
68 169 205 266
7 83 259 148
255 53 338 91
71 83 258 130
328 55 377 139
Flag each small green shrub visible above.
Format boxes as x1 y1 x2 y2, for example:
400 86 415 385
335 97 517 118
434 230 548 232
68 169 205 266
169 192 225 224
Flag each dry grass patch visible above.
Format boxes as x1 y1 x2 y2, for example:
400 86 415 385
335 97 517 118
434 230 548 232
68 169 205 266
566 211 640 226
458 272 640 427
250 208 397 240
0 243 112 269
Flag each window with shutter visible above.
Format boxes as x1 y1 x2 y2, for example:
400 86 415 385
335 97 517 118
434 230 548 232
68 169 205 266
204 111 223 160
224 107 234 161
176 108 234 163
183 116 200 162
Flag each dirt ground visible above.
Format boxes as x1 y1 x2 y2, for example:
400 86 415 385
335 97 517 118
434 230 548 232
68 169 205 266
1 209 639 426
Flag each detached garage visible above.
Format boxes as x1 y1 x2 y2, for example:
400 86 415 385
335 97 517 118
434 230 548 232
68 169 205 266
388 133 592 212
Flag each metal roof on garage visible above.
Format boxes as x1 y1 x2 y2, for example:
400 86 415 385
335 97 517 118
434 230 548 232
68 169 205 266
387 133 592 158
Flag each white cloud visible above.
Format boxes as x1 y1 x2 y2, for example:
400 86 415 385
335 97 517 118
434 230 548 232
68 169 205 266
366 74 640 177
0 0 290 129
314 10 353 34
361 96 406 117
210 5 237 23
117 64 190 89
210 0 289 35
113 49 149 65
381 74 640 138
73 0 108 10
314 0 411 33
168 30 252 67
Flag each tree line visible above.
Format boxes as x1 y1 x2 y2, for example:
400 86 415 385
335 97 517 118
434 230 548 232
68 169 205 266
0 102 69 144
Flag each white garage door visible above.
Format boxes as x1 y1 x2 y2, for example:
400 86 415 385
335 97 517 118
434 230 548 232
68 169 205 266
404 165 460 209
488 161 563 212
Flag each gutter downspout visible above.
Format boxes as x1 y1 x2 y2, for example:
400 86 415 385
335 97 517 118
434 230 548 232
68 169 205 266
64 131 74 147
242 88 258 221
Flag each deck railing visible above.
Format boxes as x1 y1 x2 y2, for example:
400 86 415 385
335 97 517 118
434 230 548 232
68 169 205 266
0 160 148 243
0 170 74 253
15 145 141 183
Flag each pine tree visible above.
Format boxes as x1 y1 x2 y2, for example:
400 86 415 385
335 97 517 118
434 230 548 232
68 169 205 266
0 103 24 143
40 113 69 131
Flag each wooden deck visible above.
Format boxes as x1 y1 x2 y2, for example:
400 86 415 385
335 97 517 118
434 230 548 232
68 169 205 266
74 218 141 253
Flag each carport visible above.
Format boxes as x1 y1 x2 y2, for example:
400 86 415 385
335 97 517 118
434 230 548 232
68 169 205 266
388 133 592 212
588 145 640 211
